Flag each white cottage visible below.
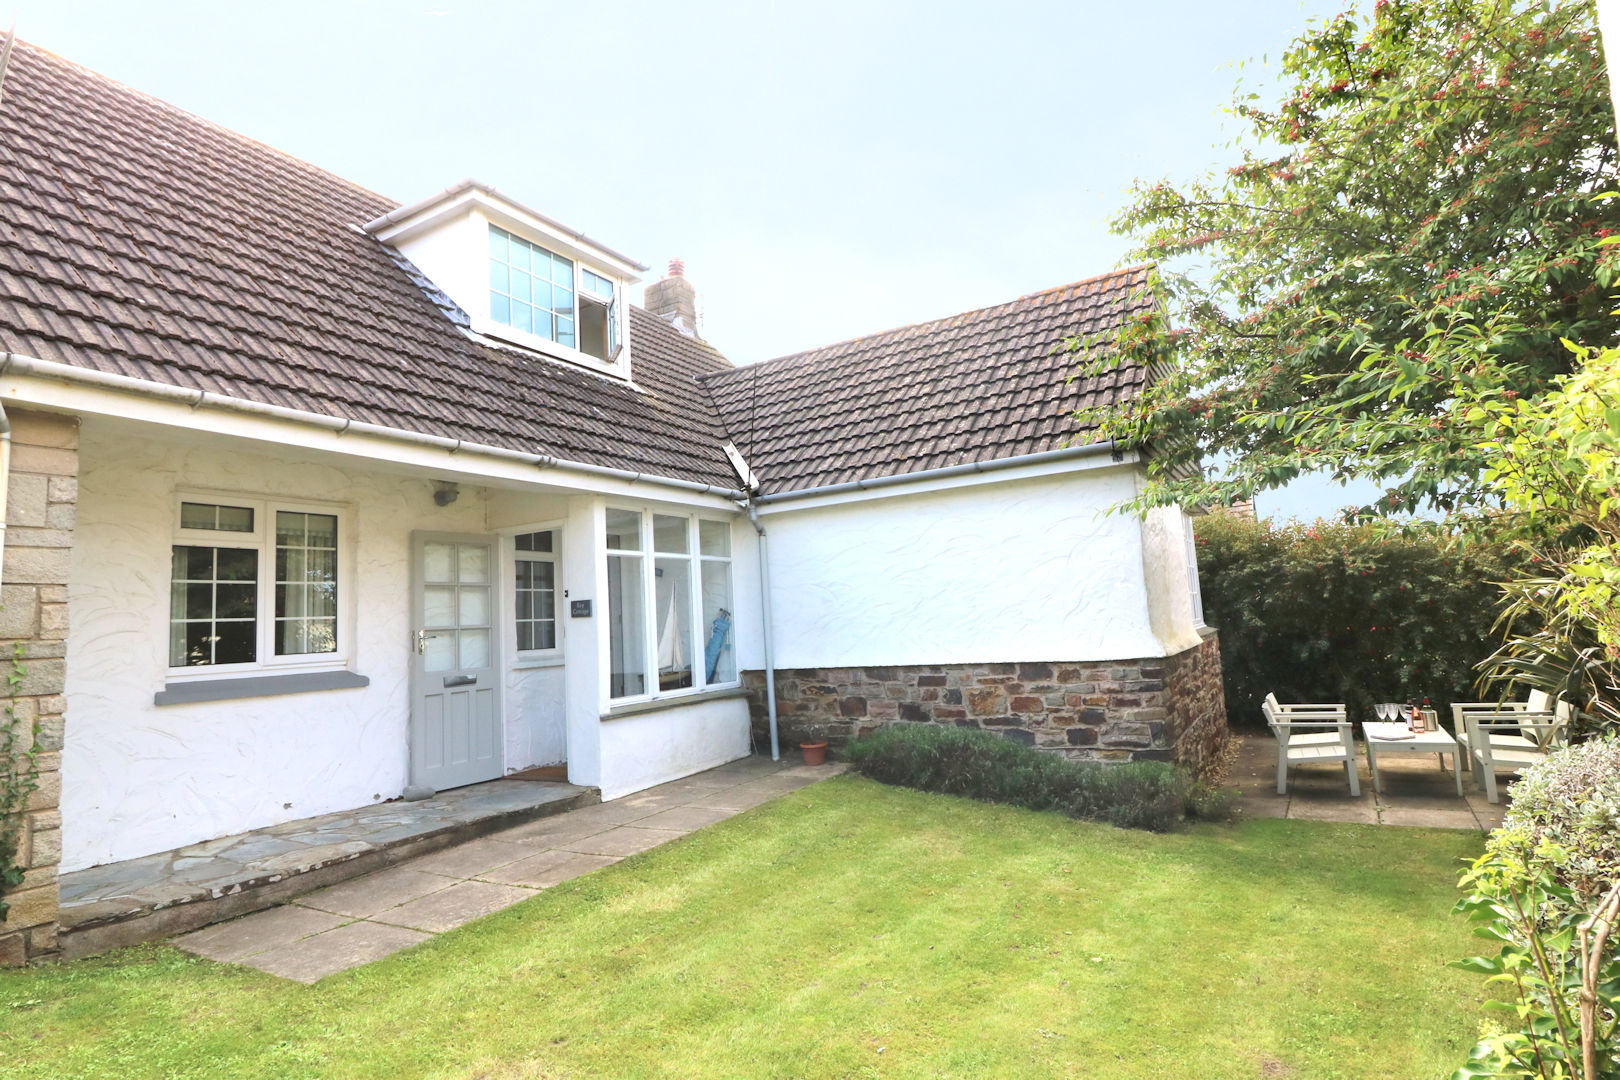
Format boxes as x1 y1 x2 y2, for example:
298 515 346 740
0 42 1225 964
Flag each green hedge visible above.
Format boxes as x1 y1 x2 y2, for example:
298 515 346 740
844 724 1188 832
1194 514 1518 730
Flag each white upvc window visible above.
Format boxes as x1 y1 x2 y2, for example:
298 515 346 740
168 496 351 676
513 529 560 656
604 508 735 703
488 225 620 363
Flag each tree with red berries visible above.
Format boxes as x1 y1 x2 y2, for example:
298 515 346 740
1077 0 1619 521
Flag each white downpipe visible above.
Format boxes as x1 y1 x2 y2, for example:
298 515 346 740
0 353 745 501
745 500 779 761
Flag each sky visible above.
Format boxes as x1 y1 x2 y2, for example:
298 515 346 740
15 0 1381 520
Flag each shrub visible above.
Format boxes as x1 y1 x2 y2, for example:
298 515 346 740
1494 737 1620 906
844 724 1188 832
1452 740 1620 1080
1194 512 1519 729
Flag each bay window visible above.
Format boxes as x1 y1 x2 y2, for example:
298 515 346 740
606 509 735 703
169 497 346 673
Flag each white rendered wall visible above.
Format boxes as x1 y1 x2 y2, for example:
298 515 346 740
596 697 751 800
502 661 566 770
1138 505 1207 656
759 465 1167 668
64 422 507 870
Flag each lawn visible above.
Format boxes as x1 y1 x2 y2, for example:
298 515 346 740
0 776 1484 1080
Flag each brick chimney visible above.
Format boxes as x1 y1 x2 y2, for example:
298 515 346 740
644 258 700 338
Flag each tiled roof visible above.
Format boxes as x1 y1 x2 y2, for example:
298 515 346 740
0 41 740 488
699 268 1153 495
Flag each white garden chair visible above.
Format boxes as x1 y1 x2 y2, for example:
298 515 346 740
1452 693 1571 773
1459 709 1563 803
1262 694 1359 796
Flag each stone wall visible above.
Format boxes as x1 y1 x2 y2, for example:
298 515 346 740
743 631 1229 776
1159 629 1229 777
0 409 77 965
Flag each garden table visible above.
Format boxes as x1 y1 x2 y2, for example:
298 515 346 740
1362 718 1463 796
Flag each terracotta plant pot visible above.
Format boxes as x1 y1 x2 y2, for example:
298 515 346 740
800 741 828 766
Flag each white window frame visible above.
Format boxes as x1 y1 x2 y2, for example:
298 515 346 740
487 224 622 366
512 527 563 664
167 493 354 681
604 508 738 705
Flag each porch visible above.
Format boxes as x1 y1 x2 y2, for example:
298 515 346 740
57 775 596 959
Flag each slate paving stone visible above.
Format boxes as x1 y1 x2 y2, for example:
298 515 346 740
242 921 431 984
398 838 535 880
629 806 737 833
558 826 685 858
1285 800 1379 825
1379 808 1483 830
479 851 622 888
372 880 535 933
60 777 589 926
1233 797 1290 820
70 753 845 981
175 905 347 963
557 801 664 828
294 867 458 919
688 784 779 812
613 791 697 814
493 818 615 849
1473 807 1508 829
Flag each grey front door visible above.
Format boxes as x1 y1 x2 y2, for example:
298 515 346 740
411 533 502 790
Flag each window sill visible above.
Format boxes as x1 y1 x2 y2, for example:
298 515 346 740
511 656 565 671
601 686 748 721
154 670 371 706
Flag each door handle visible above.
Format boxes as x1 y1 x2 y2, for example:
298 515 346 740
415 629 440 654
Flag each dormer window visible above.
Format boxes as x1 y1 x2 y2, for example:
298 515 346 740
489 226 576 348
365 181 644 379
488 226 619 362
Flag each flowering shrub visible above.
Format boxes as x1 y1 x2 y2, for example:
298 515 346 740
1194 511 1519 727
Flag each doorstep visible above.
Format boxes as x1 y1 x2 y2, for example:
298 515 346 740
57 778 598 959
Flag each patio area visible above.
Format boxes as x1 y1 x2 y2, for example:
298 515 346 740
1228 733 1509 831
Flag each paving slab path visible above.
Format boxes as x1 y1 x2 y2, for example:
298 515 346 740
176 755 847 982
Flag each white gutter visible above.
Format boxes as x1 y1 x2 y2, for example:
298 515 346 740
0 353 745 501
752 441 1124 506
